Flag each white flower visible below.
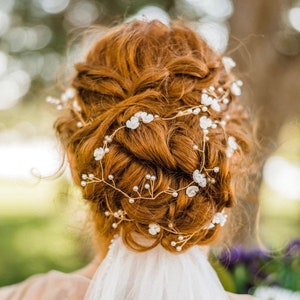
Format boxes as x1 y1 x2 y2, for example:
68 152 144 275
148 223 161 235
222 57 236 73
136 111 154 123
212 212 227 226
210 99 221 112
126 112 154 129
126 115 140 129
199 116 213 130
72 100 81 112
94 147 105 160
193 170 207 188
226 136 238 157
186 185 200 197
230 82 241 96
201 94 221 112
201 93 213 106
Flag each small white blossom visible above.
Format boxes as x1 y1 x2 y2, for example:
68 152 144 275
65 87 76 98
199 116 213 130
186 185 200 197
193 170 207 188
126 115 140 129
201 93 212 106
212 212 227 226
210 99 221 112
126 111 154 129
231 82 242 96
222 57 236 73
226 136 238 157
94 147 105 160
148 223 161 235
72 100 81 112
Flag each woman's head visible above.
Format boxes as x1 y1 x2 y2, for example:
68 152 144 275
55 20 253 252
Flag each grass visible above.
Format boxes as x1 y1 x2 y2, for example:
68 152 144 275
0 178 92 287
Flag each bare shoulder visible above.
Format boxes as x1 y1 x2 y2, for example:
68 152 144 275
227 292 259 300
0 271 90 300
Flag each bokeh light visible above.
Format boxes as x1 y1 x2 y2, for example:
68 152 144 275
0 70 31 110
0 11 10 36
263 156 300 200
185 0 233 19
127 5 170 25
65 1 100 28
195 21 229 53
38 0 70 14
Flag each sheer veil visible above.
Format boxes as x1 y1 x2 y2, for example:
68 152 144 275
84 236 229 300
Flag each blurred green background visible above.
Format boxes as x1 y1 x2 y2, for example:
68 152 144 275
0 0 300 288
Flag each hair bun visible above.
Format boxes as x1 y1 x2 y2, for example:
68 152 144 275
55 20 253 252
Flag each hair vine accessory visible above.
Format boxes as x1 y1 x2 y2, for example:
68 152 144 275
50 57 241 251
46 87 87 128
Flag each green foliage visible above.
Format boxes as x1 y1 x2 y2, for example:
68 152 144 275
0 215 90 287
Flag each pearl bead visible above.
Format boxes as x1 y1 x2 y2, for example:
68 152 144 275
77 122 83 128
178 235 184 241
150 176 156 181
171 241 176 247
81 174 87 180
213 167 220 173
193 145 199 150
176 246 182 252
80 181 86 187
129 198 135 204
108 174 114 180
112 223 118 229
202 106 208 112
145 174 151 180
193 108 201 115
133 186 139 191
145 183 150 189
237 80 243 86
104 148 110 153
172 192 178 197
105 135 112 142
88 173 94 178
104 211 110 216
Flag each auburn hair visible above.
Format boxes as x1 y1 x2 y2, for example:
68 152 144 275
55 20 253 252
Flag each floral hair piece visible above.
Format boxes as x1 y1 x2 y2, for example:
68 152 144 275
46 88 87 128
48 57 241 251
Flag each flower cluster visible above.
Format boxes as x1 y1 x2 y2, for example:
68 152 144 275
126 111 154 129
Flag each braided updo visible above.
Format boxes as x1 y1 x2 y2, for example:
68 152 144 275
55 20 253 252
